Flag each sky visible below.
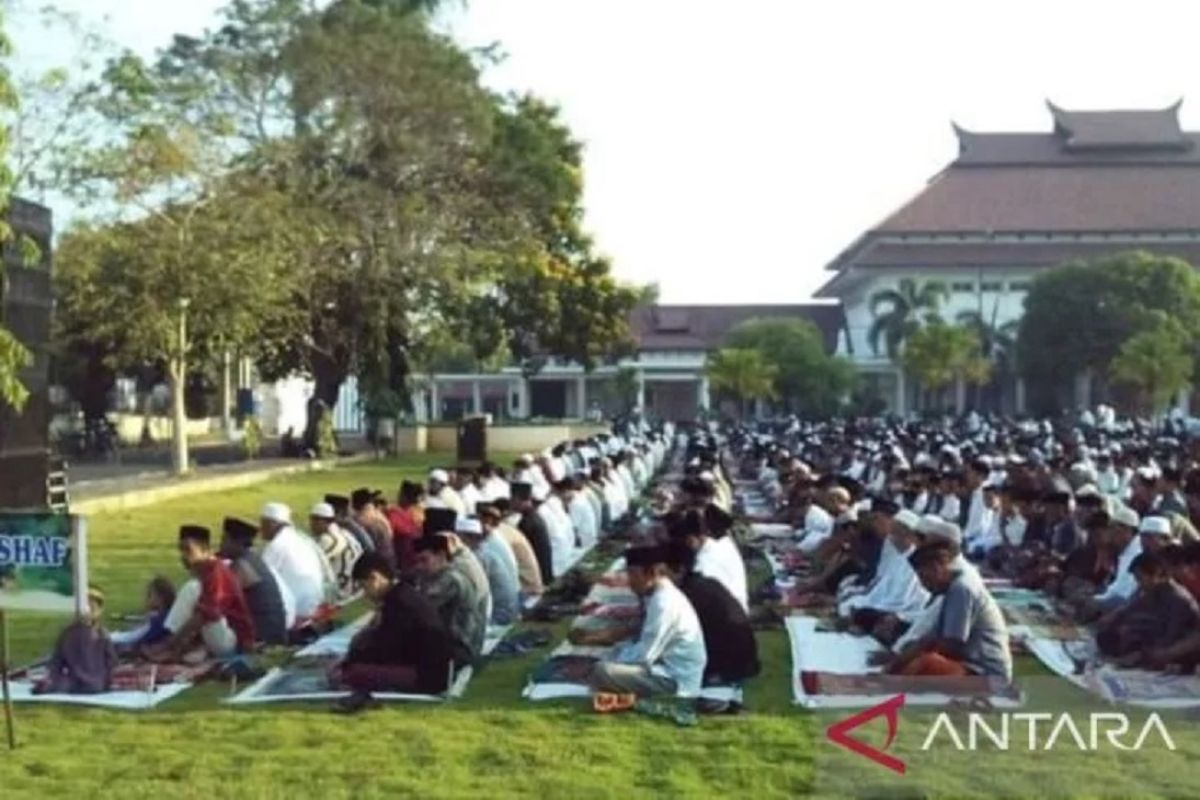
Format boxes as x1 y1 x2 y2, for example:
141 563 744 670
10 0 1200 302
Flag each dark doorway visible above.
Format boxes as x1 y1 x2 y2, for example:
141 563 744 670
530 380 567 418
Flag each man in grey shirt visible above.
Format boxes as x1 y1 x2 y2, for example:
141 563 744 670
884 541 1012 681
457 515 521 625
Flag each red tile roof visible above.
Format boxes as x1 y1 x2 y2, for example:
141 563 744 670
630 304 845 353
877 165 1200 234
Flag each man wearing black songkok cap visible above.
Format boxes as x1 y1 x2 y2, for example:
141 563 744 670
219 517 291 645
588 545 707 700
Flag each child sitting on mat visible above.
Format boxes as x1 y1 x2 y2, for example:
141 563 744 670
35 586 116 695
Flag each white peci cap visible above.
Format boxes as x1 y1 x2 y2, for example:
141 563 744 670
261 502 291 525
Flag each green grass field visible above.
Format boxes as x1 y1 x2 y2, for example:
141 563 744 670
2 456 1198 799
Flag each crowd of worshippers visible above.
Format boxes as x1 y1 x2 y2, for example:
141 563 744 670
35 431 675 703
730 413 1200 681
572 436 762 706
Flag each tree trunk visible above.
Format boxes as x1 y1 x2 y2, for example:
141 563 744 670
221 349 233 438
169 358 189 475
304 355 348 451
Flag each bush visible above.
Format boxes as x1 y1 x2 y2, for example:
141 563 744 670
243 416 263 460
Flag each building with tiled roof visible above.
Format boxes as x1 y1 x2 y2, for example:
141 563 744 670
817 101 1200 414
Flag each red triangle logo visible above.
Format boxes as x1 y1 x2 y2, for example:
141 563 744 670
825 694 907 775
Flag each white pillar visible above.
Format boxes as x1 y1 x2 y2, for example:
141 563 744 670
429 380 440 422
412 388 428 423
635 370 646 413
895 370 908 417
697 375 711 413
519 378 530 419
472 379 483 417
955 377 966 415
576 375 587 419
1177 389 1192 417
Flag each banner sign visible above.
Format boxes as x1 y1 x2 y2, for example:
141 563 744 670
0 513 86 612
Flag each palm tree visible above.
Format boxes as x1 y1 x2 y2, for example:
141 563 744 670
957 304 1019 409
706 348 778 419
867 279 948 358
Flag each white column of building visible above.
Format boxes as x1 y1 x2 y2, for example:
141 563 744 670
697 375 711 413
472 380 483 417
576 375 587 418
635 370 646 412
429 381 440 422
895 370 908 417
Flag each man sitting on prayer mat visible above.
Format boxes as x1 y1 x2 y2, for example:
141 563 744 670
1080 504 1143 620
589 545 707 699
351 488 396 568
1096 550 1200 670
488 500 544 600
668 507 749 612
876 541 1012 681
219 517 292 645
414 533 487 666
663 541 760 684
511 481 555 588
459 512 521 625
841 508 930 644
325 493 374 555
35 586 115 695
310 502 363 604
331 552 456 714
260 502 330 618
146 525 256 661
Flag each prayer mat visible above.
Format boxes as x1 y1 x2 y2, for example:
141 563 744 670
296 613 512 659
226 660 473 705
1026 636 1200 709
786 616 1023 709
579 602 641 620
6 660 210 709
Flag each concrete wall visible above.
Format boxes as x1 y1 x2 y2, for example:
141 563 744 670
396 423 610 455
112 414 213 446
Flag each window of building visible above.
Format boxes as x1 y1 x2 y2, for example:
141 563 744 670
980 281 1002 292
951 281 975 293
1008 281 1031 292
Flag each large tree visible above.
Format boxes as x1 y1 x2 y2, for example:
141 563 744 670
867 279 947 359
1017 251 1200 413
0 7 31 411
706 348 778 419
726 317 856 418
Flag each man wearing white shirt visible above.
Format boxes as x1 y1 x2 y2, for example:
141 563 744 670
426 469 467 516
259 502 330 618
1090 505 1144 613
564 477 599 550
589 545 706 699
671 509 748 612
479 462 510 502
456 468 486 514
962 461 990 539
537 483 576 578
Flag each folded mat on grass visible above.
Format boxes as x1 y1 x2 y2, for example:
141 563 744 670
1026 636 1200 709
296 612 513 659
786 616 1022 709
226 659 472 704
5 660 212 709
